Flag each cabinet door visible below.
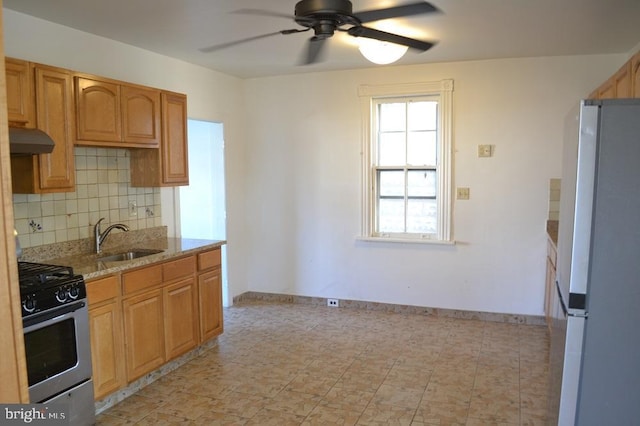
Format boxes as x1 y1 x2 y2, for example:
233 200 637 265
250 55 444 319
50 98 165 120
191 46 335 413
613 62 632 98
161 91 189 185
34 66 76 191
89 302 125 399
597 78 616 99
122 289 165 381
198 269 223 342
632 52 640 98
5 58 35 127
164 277 199 360
121 85 160 146
545 256 555 327
76 77 121 142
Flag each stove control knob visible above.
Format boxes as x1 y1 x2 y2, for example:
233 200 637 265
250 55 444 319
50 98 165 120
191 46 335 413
68 285 80 300
23 296 36 314
55 289 67 303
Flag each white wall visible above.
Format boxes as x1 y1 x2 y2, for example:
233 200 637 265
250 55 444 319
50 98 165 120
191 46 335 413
3 9 628 316
242 54 624 316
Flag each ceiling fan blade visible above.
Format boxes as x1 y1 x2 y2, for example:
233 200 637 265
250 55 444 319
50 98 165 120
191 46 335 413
232 8 294 20
302 37 327 65
199 29 305 53
354 1 439 23
348 26 435 52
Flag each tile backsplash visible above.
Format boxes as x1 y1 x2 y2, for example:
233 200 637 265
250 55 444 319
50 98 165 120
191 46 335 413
13 147 162 249
548 178 561 220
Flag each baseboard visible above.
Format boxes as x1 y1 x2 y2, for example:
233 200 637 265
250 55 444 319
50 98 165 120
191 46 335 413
233 291 546 326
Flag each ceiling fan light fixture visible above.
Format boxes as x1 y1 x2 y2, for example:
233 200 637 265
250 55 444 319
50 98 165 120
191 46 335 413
358 38 409 65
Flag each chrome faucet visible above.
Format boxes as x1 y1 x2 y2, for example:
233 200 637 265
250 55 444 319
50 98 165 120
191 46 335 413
94 218 129 254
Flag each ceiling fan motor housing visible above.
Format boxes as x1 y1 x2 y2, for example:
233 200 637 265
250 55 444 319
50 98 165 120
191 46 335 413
295 0 360 37
295 0 353 16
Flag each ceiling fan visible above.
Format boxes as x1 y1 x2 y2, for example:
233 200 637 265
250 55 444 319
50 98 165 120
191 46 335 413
199 0 440 65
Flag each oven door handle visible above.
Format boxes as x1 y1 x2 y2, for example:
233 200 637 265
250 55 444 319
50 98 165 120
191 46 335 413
23 301 86 329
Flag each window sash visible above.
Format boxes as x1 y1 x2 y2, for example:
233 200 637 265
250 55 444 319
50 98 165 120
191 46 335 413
358 80 453 243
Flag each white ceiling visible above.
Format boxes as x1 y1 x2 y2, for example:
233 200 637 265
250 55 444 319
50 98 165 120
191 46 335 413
4 0 640 79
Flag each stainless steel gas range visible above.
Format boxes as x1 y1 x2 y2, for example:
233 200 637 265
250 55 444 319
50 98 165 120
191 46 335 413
18 261 95 425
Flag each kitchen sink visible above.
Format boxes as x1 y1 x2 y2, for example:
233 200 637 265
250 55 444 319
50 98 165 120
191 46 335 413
97 249 164 262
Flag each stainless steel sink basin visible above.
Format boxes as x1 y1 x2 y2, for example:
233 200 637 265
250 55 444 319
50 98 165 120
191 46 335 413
97 249 163 262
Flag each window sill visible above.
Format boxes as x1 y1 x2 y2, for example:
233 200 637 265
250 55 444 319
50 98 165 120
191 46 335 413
356 236 456 246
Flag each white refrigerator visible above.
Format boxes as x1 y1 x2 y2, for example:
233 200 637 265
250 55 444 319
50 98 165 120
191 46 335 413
548 99 640 425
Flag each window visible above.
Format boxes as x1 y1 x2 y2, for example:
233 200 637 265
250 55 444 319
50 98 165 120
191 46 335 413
359 80 453 243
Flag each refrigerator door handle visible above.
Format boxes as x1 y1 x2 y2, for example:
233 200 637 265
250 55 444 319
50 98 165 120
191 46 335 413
556 280 588 318
555 279 569 316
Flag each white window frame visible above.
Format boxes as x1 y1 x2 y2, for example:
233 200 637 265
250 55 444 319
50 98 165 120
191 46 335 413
358 80 454 244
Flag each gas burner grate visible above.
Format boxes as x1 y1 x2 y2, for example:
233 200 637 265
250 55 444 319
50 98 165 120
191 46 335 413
18 262 74 288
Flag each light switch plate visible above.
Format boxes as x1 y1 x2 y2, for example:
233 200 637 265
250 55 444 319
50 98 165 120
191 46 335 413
478 144 493 157
457 187 470 200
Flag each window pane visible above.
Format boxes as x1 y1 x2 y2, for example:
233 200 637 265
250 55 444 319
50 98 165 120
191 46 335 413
408 101 437 131
407 130 437 166
378 132 406 166
408 170 436 197
407 199 437 233
379 103 405 132
379 199 405 232
379 170 405 197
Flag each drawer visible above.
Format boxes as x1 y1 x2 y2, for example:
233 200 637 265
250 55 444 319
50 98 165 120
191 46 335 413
87 275 120 305
198 249 221 271
123 264 163 295
163 256 196 282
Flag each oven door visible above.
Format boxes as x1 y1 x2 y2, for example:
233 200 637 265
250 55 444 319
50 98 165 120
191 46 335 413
23 300 93 403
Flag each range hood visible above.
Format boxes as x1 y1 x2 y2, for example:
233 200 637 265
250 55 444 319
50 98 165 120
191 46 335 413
9 127 55 155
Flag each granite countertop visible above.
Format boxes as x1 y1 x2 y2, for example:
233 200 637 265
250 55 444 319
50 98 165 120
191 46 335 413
41 237 226 280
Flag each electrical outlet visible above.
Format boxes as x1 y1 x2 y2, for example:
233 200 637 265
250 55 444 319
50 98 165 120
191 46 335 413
457 187 470 200
128 201 137 217
327 298 339 307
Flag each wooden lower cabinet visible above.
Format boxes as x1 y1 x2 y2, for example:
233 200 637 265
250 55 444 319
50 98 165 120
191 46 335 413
88 247 223 399
164 277 199 359
86 275 125 400
122 288 165 382
198 269 223 342
89 302 125 399
544 237 557 328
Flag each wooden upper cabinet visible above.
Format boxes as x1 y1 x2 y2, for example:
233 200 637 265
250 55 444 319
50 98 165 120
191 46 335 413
591 52 640 100
75 77 121 142
75 76 160 148
11 64 76 194
5 58 35 127
161 92 189 184
632 52 640 98
130 91 189 187
613 61 632 98
121 85 161 146
597 78 616 99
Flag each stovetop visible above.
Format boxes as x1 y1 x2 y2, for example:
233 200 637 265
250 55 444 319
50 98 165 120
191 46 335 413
18 261 87 318
18 262 75 292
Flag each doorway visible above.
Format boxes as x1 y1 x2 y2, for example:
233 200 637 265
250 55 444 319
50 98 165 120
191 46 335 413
179 119 228 305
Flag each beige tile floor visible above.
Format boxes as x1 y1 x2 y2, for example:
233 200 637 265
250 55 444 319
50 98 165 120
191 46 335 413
96 301 550 425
